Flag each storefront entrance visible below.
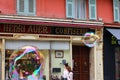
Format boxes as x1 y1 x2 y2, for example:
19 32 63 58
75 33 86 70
72 45 89 80
4 40 70 80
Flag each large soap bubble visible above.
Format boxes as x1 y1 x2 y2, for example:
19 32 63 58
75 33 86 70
9 46 44 80
83 32 100 47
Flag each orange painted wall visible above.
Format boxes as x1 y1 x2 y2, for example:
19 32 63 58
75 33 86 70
0 0 66 18
0 0 114 23
0 0 16 14
37 0 66 18
97 0 113 23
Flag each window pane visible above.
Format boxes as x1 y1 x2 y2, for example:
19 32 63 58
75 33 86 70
29 0 34 12
90 0 95 4
90 6 95 18
68 4 72 16
67 0 72 2
76 0 86 19
19 0 24 12
66 0 74 18
115 0 119 7
115 9 119 20
77 0 80 18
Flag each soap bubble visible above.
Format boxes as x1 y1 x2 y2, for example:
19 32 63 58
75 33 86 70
83 32 100 47
9 46 44 80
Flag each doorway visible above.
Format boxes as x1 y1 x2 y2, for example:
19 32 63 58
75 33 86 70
72 45 90 80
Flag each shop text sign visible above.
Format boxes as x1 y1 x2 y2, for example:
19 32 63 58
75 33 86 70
0 23 91 35
52 27 89 35
0 24 50 34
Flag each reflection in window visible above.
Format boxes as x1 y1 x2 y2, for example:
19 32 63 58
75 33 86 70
115 47 120 80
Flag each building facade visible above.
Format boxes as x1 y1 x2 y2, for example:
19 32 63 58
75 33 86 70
0 0 104 80
102 0 120 80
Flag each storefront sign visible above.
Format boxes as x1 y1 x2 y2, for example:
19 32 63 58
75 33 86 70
0 23 93 36
52 27 89 35
0 24 50 34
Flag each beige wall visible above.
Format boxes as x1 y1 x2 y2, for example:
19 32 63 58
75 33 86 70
90 47 95 80
51 50 71 78
0 39 2 80
40 50 49 80
1 39 5 80
89 44 103 80
95 44 103 80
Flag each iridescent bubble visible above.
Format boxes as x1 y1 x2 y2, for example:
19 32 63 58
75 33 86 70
83 32 99 47
9 46 44 80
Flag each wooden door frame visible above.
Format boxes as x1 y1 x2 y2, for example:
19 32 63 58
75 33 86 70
72 45 90 80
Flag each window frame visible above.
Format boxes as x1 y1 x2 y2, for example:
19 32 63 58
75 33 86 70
17 0 36 16
66 0 97 20
89 0 97 20
75 0 86 19
113 0 119 22
66 0 86 19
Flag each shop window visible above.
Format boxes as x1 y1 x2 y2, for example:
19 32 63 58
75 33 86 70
5 46 45 80
66 0 97 20
115 47 120 80
17 0 36 16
